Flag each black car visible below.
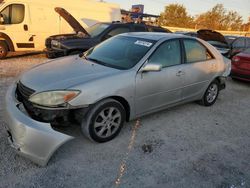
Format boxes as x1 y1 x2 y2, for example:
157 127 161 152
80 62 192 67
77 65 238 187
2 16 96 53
45 8 171 58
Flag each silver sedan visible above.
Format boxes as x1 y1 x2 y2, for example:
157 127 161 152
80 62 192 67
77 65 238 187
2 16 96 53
4 33 231 166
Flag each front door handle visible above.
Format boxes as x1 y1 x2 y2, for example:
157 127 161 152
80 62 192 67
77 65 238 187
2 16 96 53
176 70 185 76
24 24 28 31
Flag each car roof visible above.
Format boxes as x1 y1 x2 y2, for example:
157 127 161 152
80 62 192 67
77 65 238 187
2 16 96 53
120 32 193 41
98 22 164 29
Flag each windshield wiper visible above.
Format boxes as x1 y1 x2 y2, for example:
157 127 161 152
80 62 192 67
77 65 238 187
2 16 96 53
87 58 110 66
79 53 89 60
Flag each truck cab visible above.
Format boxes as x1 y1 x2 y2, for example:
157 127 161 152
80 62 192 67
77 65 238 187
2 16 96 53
0 2 31 58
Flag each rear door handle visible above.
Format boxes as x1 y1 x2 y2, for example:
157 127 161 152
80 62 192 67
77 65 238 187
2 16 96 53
176 70 185 76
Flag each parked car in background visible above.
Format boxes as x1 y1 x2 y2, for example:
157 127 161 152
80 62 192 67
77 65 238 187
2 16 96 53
231 48 250 81
45 8 171 58
224 35 239 45
0 0 121 59
5 33 230 166
227 36 250 58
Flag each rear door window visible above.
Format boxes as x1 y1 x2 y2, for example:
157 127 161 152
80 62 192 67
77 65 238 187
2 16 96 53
183 39 212 63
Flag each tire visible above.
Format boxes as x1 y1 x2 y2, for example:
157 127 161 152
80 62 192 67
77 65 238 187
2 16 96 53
0 41 8 59
81 99 126 143
46 53 55 59
199 81 219 106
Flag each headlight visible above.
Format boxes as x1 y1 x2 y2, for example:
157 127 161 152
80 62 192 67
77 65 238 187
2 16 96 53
29 90 80 107
51 40 61 48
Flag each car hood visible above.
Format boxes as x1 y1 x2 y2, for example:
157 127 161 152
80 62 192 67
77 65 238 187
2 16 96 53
20 56 121 92
197 29 227 44
55 7 90 37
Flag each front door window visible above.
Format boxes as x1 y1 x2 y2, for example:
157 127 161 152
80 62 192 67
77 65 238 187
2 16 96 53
0 4 25 25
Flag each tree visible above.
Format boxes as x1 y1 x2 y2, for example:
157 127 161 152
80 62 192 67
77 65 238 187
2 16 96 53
241 17 250 31
158 4 194 28
195 4 243 30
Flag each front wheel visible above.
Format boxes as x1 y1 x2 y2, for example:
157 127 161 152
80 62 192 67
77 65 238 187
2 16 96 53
199 81 219 106
0 41 8 59
81 99 126 143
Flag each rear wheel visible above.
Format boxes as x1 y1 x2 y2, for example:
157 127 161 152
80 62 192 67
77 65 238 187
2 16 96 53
199 81 219 106
81 99 126 143
0 41 8 59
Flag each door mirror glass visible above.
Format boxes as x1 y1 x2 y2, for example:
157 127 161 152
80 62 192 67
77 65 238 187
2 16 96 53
142 63 162 72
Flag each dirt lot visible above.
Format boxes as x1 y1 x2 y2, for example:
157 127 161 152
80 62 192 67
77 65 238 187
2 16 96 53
0 53 250 188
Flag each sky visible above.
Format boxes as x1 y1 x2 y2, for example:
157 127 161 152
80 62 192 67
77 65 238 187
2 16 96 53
106 0 250 22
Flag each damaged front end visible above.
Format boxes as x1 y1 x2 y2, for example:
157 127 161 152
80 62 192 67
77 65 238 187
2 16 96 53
3 83 74 166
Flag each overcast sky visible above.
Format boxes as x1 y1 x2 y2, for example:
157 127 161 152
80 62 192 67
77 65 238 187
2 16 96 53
106 0 250 22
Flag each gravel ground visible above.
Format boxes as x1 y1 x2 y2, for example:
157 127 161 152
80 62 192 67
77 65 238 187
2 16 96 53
0 53 250 188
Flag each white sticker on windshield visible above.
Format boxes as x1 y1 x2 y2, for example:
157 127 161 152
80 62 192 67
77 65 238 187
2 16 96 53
135 40 153 47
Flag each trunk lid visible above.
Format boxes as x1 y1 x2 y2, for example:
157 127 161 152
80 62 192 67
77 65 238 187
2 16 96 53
197 29 228 44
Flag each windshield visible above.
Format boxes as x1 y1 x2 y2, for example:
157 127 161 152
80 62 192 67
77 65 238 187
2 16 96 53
225 36 238 44
84 36 156 70
86 23 110 37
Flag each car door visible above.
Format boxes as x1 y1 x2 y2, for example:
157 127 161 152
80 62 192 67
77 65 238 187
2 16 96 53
0 3 33 50
180 39 215 100
135 39 183 115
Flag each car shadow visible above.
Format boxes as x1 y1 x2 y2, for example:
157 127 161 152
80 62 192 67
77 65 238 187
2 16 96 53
230 77 250 87
4 52 45 59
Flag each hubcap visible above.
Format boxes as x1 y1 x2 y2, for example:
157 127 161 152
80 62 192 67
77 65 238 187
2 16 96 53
94 107 121 138
206 83 218 103
0 46 4 55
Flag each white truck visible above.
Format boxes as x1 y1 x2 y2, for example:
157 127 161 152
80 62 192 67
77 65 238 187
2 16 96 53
0 0 121 58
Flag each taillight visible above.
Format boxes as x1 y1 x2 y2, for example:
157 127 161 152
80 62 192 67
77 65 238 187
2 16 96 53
232 56 240 63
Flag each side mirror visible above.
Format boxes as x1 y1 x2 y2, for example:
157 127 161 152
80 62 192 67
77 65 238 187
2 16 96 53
0 14 4 24
141 63 162 72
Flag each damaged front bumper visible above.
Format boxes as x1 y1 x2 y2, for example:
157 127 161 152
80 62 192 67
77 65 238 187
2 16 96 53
3 83 74 166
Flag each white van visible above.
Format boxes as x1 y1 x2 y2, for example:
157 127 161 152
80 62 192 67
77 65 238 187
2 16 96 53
0 0 121 58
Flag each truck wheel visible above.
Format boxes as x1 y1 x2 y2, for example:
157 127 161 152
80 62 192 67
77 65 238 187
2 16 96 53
81 99 126 143
0 41 8 59
199 81 219 106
